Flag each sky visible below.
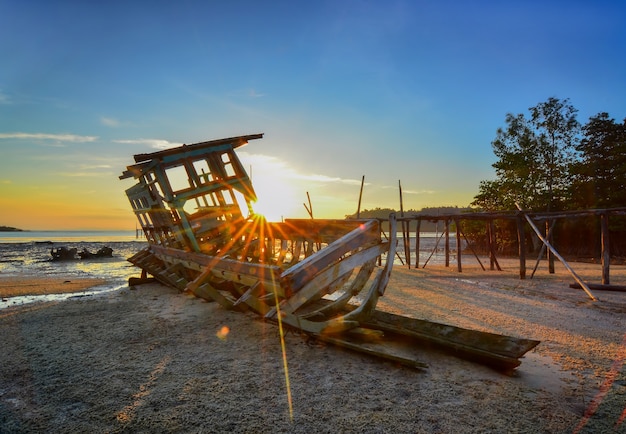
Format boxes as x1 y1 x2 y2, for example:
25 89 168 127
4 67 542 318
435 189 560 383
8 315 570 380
1 0 625 230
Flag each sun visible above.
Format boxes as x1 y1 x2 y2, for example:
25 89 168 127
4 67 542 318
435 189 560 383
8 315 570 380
251 177 298 222
240 152 301 222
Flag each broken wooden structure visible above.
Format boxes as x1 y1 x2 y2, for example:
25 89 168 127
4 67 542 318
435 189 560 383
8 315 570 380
119 134 539 371
391 207 626 301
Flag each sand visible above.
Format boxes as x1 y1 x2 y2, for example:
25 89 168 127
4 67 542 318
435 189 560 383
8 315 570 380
0 277 107 298
0 260 625 433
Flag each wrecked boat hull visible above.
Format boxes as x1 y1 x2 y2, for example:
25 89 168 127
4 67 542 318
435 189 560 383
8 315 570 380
120 134 539 370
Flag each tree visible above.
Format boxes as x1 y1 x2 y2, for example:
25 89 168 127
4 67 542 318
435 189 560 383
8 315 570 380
570 113 626 209
473 97 580 212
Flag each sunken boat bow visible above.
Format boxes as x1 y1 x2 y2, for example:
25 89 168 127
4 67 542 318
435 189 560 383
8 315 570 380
120 134 539 371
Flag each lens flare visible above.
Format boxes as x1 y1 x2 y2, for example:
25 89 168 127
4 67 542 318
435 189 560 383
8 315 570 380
216 325 230 340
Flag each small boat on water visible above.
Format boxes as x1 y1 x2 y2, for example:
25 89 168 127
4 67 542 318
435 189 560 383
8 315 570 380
119 134 539 371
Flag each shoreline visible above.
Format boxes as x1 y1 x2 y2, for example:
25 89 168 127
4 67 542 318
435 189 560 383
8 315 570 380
0 276 108 298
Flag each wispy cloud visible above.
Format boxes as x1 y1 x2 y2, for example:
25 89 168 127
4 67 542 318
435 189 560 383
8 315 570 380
248 88 266 98
100 116 122 127
239 151 362 186
290 172 363 186
0 132 97 142
79 164 112 170
382 184 435 195
0 90 10 105
1 179 12 184
113 139 183 149
58 171 115 178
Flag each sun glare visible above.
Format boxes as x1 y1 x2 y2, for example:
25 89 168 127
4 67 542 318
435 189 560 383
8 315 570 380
251 178 298 222
241 153 300 222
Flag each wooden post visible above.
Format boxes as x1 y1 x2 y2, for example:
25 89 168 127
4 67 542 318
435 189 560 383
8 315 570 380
303 192 314 219
398 180 410 269
444 218 450 268
601 212 610 285
546 220 555 274
414 219 421 268
455 218 462 272
487 219 500 271
357 175 365 219
531 219 557 279
516 215 526 280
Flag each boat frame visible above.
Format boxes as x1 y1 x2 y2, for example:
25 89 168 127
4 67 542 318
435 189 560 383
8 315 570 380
120 133 539 371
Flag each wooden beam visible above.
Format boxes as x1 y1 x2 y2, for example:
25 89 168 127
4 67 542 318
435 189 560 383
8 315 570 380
516 205 598 301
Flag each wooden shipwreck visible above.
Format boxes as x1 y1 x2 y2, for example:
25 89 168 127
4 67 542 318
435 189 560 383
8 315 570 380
120 133 539 371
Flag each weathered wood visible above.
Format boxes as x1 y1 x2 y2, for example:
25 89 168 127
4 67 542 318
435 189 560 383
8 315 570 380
601 213 610 285
516 215 526 280
398 180 410 269
357 175 364 219
516 205 598 301
122 135 539 372
275 242 389 315
546 220 555 274
444 218 450 268
280 219 380 293
458 225 486 271
455 218 462 272
530 219 556 279
364 310 540 371
313 334 428 370
414 219 421 268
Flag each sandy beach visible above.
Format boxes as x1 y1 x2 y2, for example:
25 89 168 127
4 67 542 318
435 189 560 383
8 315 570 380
0 277 107 299
1 260 625 433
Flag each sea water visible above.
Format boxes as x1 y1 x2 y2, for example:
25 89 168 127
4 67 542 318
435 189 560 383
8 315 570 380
0 231 148 308
0 230 461 308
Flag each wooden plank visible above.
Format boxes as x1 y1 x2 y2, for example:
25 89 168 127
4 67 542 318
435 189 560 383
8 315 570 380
280 219 380 292
151 245 282 285
270 219 376 243
314 334 428 370
132 134 263 163
275 242 389 315
190 282 235 309
364 310 540 371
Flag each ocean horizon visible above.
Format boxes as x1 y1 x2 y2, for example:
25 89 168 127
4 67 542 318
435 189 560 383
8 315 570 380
0 230 143 244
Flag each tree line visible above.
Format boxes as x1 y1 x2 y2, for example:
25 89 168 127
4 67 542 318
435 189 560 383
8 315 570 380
347 97 626 258
470 97 626 257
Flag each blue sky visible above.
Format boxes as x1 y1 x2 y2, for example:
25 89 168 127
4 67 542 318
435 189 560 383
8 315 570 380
1 0 625 229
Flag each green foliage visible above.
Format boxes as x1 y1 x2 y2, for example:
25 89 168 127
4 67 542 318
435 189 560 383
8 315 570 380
570 113 626 209
473 97 580 212
472 97 626 256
